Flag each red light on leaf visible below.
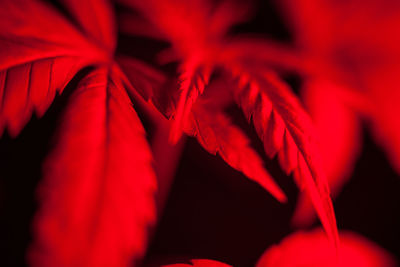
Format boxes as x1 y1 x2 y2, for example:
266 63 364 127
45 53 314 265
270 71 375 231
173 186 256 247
185 101 287 203
256 229 396 267
29 67 157 266
293 79 362 226
231 70 339 247
0 0 105 137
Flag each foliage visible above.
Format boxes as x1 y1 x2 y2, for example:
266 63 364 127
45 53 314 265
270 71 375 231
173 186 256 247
0 0 399 266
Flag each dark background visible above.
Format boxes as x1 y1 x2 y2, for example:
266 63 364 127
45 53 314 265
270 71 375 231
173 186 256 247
0 0 399 266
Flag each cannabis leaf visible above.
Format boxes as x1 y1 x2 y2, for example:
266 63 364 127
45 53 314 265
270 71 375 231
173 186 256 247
0 0 106 137
58 0 117 52
293 79 362 226
0 0 160 265
171 62 211 143
30 67 156 266
2 0 369 265
276 0 400 225
186 97 287 203
121 0 247 141
230 70 338 246
121 0 339 245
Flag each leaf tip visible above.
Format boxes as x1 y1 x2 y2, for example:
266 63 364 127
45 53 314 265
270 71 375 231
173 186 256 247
276 190 288 203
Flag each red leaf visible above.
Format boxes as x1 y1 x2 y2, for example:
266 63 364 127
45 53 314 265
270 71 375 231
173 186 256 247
117 55 167 101
29 67 157 267
221 37 302 73
121 0 245 59
185 104 287 203
59 0 117 53
256 229 396 267
293 79 362 226
365 66 400 174
120 0 251 144
279 0 400 176
233 70 339 247
0 0 106 136
163 259 231 267
170 62 211 143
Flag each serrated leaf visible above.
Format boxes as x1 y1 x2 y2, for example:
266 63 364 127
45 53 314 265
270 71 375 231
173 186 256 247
185 104 287 203
170 63 211 143
29 67 157 267
0 0 107 137
293 79 362 227
234 70 339 247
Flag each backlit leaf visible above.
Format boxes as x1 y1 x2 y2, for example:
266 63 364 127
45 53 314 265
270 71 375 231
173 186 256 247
293 79 362 226
170 62 211 143
256 229 396 267
29 67 157 267
233 70 339 247
0 0 106 137
185 104 287 203
59 0 117 53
